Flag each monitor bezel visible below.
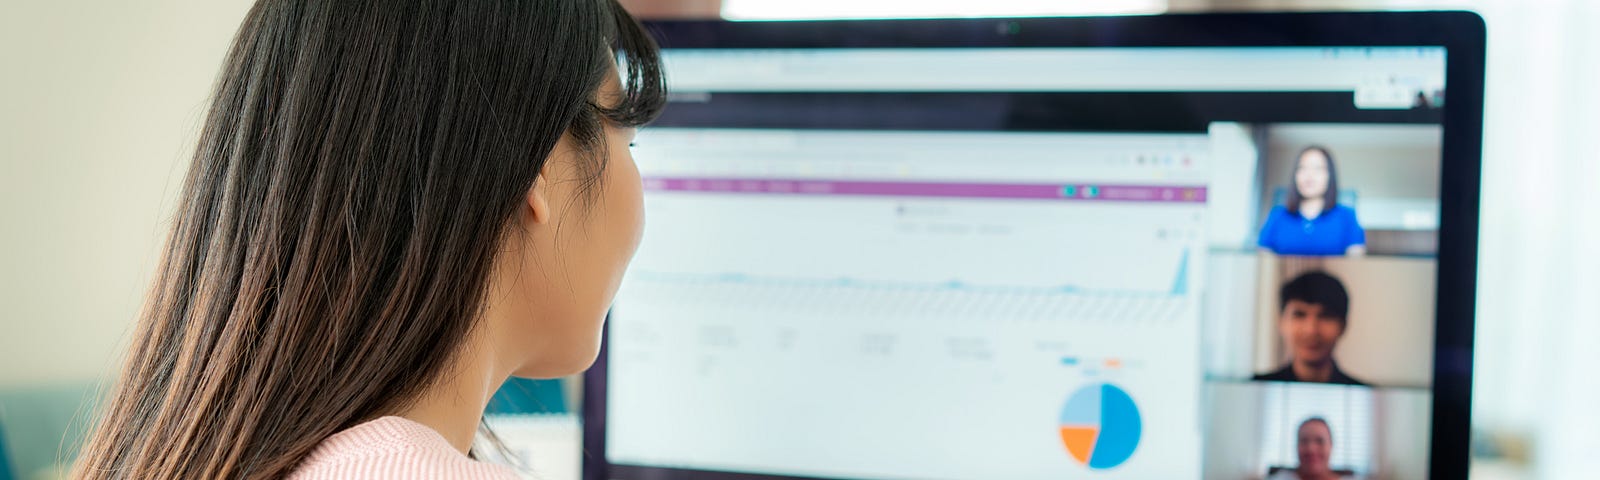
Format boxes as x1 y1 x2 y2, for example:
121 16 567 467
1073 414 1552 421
584 11 1485 480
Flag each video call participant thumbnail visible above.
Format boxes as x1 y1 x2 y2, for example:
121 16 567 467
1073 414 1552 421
1257 146 1367 257
1254 271 1367 386
1268 417 1356 480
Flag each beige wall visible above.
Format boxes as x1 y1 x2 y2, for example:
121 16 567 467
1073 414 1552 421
0 1 255 388
1262 124 1443 201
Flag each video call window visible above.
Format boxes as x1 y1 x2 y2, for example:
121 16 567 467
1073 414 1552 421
1203 121 1440 479
1205 122 1440 389
1205 382 1430 479
1257 385 1375 477
609 45 1451 479
1251 124 1443 258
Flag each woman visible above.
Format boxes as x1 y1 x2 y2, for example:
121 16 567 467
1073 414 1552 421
1257 146 1367 256
73 0 664 478
1267 417 1359 480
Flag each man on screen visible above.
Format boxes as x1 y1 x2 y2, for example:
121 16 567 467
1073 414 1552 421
1253 271 1367 386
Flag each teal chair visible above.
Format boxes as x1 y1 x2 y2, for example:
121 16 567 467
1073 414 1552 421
1 416 16 480
0 383 99 479
485 378 568 415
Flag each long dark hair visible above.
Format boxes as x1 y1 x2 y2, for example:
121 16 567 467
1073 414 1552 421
73 0 664 478
1285 145 1340 215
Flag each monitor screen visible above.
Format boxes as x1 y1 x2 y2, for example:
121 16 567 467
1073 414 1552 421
603 44 1448 479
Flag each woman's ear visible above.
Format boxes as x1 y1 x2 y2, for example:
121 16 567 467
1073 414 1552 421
527 173 552 225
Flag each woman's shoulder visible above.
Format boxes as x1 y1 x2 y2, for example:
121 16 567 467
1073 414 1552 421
288 416 521 480
1265 205 1294 220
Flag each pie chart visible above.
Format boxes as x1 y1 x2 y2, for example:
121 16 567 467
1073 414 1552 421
1058 383 1142 470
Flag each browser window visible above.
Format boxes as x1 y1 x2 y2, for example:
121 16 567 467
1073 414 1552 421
607 46 1446 479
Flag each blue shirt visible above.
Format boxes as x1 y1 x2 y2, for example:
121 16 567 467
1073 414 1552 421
1257 204 1366 256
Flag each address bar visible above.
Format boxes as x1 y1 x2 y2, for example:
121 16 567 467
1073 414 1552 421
661 47 1445 92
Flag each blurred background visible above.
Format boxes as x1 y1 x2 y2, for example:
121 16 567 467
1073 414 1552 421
0 0 1594 478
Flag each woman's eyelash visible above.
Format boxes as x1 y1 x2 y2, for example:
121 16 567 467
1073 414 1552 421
628 142 638 148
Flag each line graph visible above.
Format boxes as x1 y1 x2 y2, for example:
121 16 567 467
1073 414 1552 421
628 248 1190 297
618 249 1194 324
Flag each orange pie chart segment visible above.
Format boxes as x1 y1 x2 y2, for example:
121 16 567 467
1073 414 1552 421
1059 426 1100 464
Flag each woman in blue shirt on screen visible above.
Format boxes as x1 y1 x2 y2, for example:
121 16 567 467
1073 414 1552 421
1258 146 1367 256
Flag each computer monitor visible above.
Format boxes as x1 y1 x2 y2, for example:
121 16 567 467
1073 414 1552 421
585 12 1485 480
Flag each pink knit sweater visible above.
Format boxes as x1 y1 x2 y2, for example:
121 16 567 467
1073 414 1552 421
288 416 521 479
